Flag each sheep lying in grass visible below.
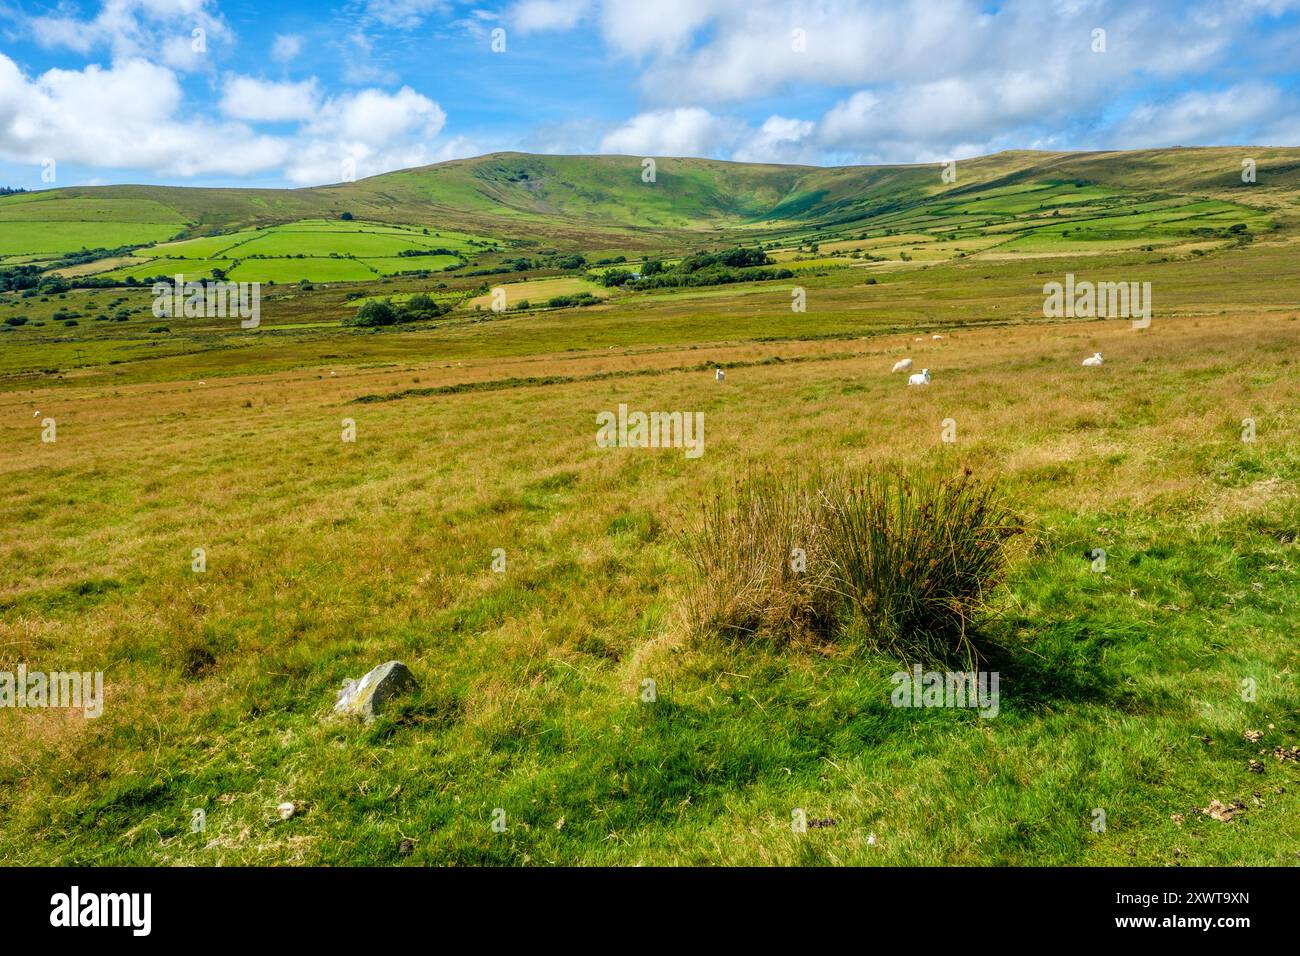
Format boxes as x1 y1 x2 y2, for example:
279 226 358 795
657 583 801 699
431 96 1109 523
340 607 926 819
891 358 913 373
1082 352 1104 367
908 368 931 385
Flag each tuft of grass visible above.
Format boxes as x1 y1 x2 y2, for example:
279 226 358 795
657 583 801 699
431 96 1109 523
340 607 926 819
681 466 1023 665
679 470 837 641
824 467 1023 666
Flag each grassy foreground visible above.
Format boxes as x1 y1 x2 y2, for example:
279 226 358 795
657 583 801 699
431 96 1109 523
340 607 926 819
2 231 1298 864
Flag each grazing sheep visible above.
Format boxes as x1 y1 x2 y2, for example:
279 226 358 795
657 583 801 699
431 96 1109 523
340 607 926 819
1082 352 1104 367
908 368 931 386
931 334 944 340
891 358 913 373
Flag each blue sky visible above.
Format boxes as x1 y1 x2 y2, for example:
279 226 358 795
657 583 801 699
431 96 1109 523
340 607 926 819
1 0 1298 189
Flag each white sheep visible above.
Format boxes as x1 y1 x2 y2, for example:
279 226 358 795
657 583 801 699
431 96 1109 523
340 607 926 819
715 367 725 381
891 358 913 373
1082 352 1104 367
931 334 944 340
908 368 931 386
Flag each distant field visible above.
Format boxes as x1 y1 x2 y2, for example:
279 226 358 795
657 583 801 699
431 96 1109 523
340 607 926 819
0 220 182 256
227 257 380 282
99 257 237 281
134 220 483 283
466 276 610 309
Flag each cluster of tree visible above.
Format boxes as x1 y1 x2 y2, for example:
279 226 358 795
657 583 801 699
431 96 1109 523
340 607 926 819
344 293 451 328
0 267 111 295
545 291 601 308
595 247 791 290
48 245 140 270
505 252 588 272
0 265 44 293
0 187 28 196
396 248 461 257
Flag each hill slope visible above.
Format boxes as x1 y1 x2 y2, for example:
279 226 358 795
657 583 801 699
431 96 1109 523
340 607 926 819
2 147 1296 260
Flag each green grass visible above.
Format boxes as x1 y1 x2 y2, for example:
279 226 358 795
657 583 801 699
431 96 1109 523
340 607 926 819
1 147 1299 866
0 220 182 256
227 257 380 282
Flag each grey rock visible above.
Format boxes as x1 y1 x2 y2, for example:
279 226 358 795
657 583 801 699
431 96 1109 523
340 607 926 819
333 660 418 721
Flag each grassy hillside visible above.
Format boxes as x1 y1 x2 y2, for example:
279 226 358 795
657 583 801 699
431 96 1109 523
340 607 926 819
4 147 1296 267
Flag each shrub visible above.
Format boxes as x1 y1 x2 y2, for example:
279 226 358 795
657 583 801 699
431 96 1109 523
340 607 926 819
680 471 837 641
824 468 1022 664
681 466 1022 664
350 299 399 327
405 293 437 314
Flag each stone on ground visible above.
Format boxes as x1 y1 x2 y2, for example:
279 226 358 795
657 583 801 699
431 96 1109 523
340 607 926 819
333 660 418 721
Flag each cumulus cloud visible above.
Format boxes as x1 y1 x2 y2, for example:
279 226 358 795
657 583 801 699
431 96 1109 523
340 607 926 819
219 76 320 122
308 87 446 143
528 0 1300 162
0 54 288 175
30 0 231 70
731 116 817 165
599 107 741 157
0 53 456 184
283 86 448 184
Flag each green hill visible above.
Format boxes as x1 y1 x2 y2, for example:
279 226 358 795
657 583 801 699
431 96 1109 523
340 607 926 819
3 147 1295 274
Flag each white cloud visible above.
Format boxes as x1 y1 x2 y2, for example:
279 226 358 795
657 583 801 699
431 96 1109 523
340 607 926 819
732 116 816 165
365 0 450 29
284 87 449 185
220 76 321 122
509 0 589 33
1108 84 1284 148
338 31 398 85
0 54 288 176
0 54 456 185
271 34 303 63
30 0 231 68
529 0 1300 162
595 0 713 58
310 87 446 143
599 107 741 157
